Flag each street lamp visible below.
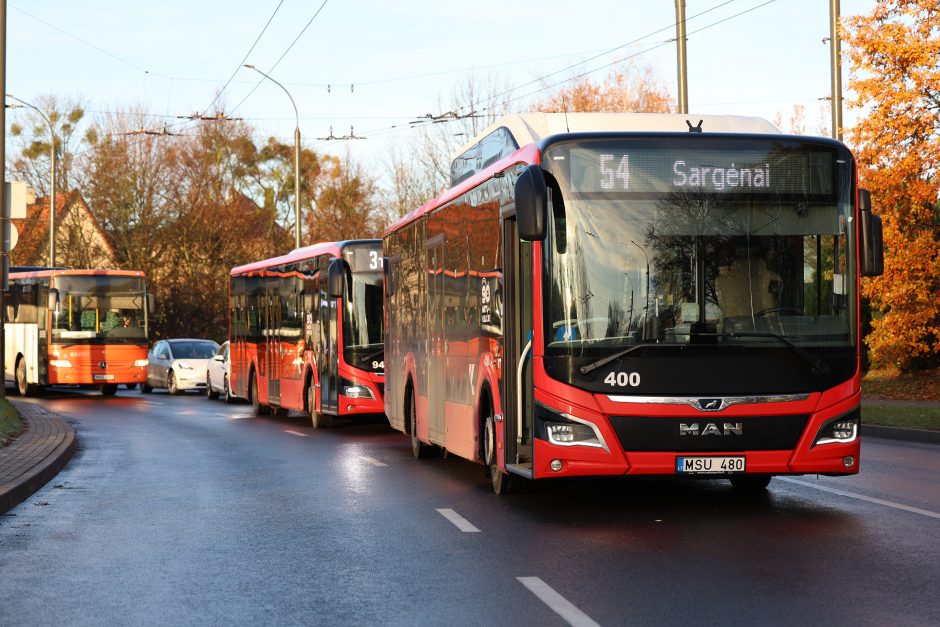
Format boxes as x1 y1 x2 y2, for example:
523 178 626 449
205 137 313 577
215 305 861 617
244 64 301 250
7 94 56 266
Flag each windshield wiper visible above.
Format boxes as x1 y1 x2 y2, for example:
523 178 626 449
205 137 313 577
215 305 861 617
359 347 384 363
579 343 681 375
725 332 830 377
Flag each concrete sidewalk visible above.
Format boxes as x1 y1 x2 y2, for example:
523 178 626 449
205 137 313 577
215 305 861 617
0 400 77 515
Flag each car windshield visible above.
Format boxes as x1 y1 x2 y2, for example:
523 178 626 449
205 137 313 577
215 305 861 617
169 341 218 359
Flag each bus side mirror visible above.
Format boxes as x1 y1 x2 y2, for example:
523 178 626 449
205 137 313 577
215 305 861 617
383 257 394 297
327 259 346 298
147 293 155 314
515 164 547 241
859 189 884 277
48 288 60 314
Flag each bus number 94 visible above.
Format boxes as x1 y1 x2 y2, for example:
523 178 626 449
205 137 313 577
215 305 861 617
604 371 640 387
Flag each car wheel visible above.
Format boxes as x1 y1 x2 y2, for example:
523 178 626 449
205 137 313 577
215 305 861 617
168 370 182 395
223 375 233 404
207 371 219 400
141 381 153 393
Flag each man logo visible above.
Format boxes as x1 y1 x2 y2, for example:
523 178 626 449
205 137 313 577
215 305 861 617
699 398 723 411
679 422 743 436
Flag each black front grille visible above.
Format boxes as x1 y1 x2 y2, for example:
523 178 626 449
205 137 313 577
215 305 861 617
376 382 384 398
609 414 809 452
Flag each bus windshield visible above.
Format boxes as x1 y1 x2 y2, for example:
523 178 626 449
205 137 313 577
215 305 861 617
51 275 148 343
541 137 856 389
341 244 384 371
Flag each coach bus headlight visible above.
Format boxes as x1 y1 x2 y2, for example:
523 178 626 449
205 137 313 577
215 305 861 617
133 359 149 368
50 359 73 368
813 408 860 447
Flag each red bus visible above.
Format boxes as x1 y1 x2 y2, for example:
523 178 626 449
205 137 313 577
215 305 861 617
4 268 151 395
229 240 385 426
383 112 884 493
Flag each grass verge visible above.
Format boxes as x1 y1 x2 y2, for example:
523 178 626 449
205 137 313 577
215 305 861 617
863 404 940 431
0 399 24 447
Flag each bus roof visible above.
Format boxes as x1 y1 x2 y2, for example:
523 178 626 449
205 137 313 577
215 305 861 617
8 268 145 280
452 112 781 158
230 239 381 276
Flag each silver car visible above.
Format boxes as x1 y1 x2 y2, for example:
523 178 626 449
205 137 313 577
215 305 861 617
206 341 234 403
141 338 219 395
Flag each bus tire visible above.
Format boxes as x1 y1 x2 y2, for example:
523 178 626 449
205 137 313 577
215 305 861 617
141 381 153 394
250 372 270 416
101 384 119 396
15 356 36 397
408 388 428 459
307 383 332 429
729 475 772 491
490 465 513 495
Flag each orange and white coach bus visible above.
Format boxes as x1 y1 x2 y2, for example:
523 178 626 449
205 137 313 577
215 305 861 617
382 112 884 493
229 240 385 427
4 268 151 396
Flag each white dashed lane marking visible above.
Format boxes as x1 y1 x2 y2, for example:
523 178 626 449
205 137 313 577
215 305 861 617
517 577 601 627
362 456 388 467
436 508 481 533
284 430 309 437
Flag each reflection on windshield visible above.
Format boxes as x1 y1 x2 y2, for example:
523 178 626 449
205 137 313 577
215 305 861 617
344 272 383 350
544 147 854 357
51 276 147 343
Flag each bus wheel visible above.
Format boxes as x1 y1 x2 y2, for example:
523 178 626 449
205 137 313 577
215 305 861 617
490 465 513 495
141 381 153 394
15 357 36 397
729 475 772 491
409 391 428 459
483 412 497 477
307 384 332 429
250 373 270 416
101 384 119 396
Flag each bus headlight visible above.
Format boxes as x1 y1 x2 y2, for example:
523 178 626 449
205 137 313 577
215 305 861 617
133 359 149 368
341 380 374 399
813 408 860 447
537 402 609 452
50 359 73 368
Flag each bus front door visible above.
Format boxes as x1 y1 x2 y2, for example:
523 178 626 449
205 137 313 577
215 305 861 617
501 218 534 476
318 284 338 415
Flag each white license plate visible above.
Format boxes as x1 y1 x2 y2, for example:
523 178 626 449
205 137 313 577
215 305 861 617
93 374 115 381
676 456 746 474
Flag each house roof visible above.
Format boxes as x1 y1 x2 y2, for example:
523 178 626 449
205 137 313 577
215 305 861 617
11 190 116 266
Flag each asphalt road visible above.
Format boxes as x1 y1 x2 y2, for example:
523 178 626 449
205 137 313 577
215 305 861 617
1 388 938 626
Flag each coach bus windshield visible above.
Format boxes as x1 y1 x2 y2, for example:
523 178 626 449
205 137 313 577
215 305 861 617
342 246 384 372
540 136 856 394
51 275 148 343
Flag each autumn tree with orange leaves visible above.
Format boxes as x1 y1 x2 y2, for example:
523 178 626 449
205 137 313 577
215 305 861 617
533 62 673 113
844 1 940 370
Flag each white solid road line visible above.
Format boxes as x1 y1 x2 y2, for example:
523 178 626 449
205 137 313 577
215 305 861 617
517 577 601 627
284 430 309 438
362 456 388 467
779 477 940 520
436 508 481 533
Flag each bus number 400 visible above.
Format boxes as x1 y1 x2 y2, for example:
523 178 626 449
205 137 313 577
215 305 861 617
604 371 640 387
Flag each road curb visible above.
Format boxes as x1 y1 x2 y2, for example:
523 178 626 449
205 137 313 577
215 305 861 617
862 424 940 445
0 401 78 515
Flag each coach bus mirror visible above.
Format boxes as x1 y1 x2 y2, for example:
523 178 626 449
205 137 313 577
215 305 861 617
327 259 346 298
48 288 60 314
515 164 547 241
382 257 394 296
147 293 155 314
858 189 884 277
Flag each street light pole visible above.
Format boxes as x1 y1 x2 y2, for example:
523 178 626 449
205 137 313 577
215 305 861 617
7 94 56 266
244 64 301 250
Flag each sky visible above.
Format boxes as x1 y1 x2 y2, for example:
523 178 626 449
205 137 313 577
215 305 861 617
4 0 877 183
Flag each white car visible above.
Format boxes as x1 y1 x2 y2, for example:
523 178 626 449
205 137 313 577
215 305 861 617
141 338 219 395
206 341 234 403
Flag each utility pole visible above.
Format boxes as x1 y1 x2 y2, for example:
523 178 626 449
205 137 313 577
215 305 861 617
675 0 689 114
829 0 843 141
